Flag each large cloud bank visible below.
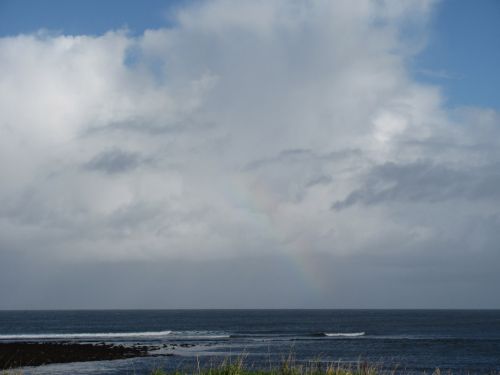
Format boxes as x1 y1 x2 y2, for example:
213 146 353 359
1 0 499 307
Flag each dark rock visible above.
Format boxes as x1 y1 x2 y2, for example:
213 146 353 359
0 342 150 370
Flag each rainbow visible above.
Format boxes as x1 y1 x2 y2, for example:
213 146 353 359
222 173 331 297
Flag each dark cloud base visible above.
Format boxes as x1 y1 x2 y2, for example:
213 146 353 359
1 250 499 309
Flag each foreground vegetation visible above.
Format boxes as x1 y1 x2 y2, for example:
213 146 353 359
152 362 378 375
3 355 498 375
150 356 422 375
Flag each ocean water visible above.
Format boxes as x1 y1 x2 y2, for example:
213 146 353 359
0 310 499 374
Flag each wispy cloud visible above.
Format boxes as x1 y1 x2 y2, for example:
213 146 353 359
84 149 146 174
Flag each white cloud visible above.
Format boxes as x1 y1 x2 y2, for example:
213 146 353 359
0 0 499 279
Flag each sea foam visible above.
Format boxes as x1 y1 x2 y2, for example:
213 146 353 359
0 330 172 340
324 332 365 337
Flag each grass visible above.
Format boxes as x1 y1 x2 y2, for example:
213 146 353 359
3 353 497 375
149 355 395 375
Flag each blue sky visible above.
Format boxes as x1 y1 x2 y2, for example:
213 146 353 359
413 0 500 110
0 0 184 35
1 0 499 110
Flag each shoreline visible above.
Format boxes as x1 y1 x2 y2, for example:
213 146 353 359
0 341 151 370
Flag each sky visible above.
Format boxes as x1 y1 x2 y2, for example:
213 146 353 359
0 0 499 309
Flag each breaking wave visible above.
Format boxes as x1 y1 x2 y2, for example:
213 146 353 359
0 330 366 341
324 332 365 337
169 331 230 339
0 330 172 340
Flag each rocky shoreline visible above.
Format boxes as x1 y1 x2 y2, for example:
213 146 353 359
0 341 151 370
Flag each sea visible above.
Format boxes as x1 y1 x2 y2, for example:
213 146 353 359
0 310 499 374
